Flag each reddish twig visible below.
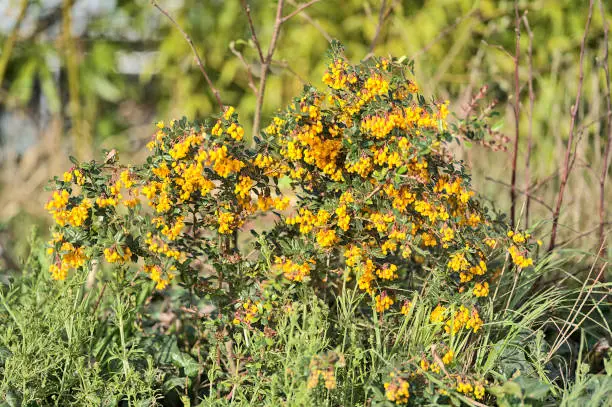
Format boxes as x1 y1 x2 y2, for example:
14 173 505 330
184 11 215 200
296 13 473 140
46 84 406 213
598 0 612 253
92 282 108 315
522 13 535 228
364 0 395 60
510 0 521 228
252 0 285 138
549 0 594 251
239 0 265 63
151 1 224 109
369 0 388 54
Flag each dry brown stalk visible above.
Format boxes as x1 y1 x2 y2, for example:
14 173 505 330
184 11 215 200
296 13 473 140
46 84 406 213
252 0 285 139
522 13 535 228
597 0 612 253
510 0 521 228
549 0 594 252
239 0 265 63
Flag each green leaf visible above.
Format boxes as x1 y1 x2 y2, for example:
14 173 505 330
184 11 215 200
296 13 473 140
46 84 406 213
171 350 200 377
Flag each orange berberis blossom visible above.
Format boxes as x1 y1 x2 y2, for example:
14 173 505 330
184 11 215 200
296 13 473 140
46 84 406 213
44 49 536 397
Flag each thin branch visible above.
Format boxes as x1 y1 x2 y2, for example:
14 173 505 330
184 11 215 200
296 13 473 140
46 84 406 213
91 282 108 315
481 40 514 60
252 0 285 139
522 13 535 228
281 0 321 23
365 0 393 59
287 0 332 42
485 176 554 212
272 59 308 84
510 0 521 228
239 0 265 63
598 0 612 253
549 0 594 251
557 222 612 248
151 1 223 109
230 42 258 94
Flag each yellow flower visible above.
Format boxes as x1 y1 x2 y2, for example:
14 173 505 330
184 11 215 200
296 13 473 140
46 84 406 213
375 292 394 312
473 384 485 399
104 246 133 264
430 304 447 323
442 349 454 365
400 301 412 315
274 257 314 282
218 211 236 234
456 378 473 394
473 281 489 297
448 252 469 272
508 245 533 268
234 175 253 199
316 229 338 248
376 264 398 280
384 377 410 404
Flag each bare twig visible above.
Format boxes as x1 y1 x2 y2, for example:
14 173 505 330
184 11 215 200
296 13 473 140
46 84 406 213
287 0 332 42
522 13 535 228
252 0 285 138
0 0 28 88
557 222 612 248
480 40 514 60
92 281 108 315
510 0 521 228
239 0 323 134
239 0 265 63
549 0 594 251
485 176 554 212
281 0 321 23
230 42 258 94
368 0 388 55
598 0 612 253
272 59 308 84
151 1 224 109
363 0 396 60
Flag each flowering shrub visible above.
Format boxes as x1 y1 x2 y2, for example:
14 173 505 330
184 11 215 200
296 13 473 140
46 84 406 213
42 46 544 405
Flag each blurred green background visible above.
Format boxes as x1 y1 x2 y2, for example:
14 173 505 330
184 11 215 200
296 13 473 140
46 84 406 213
0 0 610 267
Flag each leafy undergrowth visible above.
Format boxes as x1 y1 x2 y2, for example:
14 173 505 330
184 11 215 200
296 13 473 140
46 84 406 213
1 47 610 406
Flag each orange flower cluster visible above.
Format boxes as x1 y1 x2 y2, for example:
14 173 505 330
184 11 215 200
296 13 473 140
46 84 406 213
260 53 536 321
